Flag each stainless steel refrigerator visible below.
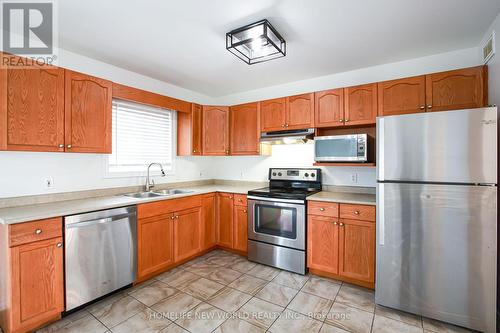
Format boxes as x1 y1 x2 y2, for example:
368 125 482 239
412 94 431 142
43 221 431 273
376 107 498 333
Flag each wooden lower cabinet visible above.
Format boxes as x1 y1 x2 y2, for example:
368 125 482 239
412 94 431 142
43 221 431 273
217 192 234 248
233 205 248 252
307 201 375 288
0 219 64 333
201 193 217 250
174 207 202 262
137 214 175 280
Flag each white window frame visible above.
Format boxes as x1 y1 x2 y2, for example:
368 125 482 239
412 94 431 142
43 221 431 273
103 100 177 179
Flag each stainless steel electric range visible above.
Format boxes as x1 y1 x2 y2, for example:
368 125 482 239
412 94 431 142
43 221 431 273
247 168 321 275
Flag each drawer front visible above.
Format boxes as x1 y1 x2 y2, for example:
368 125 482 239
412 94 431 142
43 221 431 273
9 217 63 247
340 204 376 222
308 201 339 217
233 194 247 207
138 195 202 219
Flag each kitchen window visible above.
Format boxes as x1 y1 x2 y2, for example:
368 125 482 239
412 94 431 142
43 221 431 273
107 99 175 175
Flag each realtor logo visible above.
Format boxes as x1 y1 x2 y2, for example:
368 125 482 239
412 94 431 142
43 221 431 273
2 1 53 54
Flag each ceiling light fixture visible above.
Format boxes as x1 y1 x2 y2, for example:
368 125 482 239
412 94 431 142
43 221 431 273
226 19 286 65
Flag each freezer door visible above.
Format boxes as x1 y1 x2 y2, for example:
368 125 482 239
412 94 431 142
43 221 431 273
376 183 497 332
377 107 497 183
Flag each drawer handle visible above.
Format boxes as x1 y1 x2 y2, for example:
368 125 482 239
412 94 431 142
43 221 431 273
56 242 62 248
354 211 360 215
35 229 42 235
319 208 325 211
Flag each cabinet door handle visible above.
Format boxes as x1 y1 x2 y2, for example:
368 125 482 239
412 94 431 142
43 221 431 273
243 210 247 213
35 229 42 235
282 124 286 127
225 150 230 154
175 215 179 219
354 211 360 215
58 144 64 148
238 199 242 202
193 149 196 153
339 119 344 122
319 208 325 211
344 119 349 122
285 124 289 127
339 222 345 226
419 105 425 110
229 196 233 199
171 215 175 220
56 242 63 248
67 144 72 149
333 221 338 225
427 105 432 109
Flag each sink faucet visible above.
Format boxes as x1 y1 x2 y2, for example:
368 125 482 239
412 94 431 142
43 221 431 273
145 163 166 192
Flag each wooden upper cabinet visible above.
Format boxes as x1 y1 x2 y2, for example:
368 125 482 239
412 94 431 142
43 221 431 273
426 66 487 112
378 76 426 116
177 103 202 156
217 192 234 248
230 102 260 155
64 70 112 153
344 83 378 125
202 106 229 155
314 88 344 128
260 98 286 132
174 207 201 262
338 219 375 284
307 215 339 274
10 237 64 332
233 205 248 252
286 93 314 129
0 65 65 151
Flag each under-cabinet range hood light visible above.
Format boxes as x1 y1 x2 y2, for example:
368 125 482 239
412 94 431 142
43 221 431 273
260 128 315 145
226 19 286 65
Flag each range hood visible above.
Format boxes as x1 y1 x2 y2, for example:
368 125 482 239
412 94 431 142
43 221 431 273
260 128 315 145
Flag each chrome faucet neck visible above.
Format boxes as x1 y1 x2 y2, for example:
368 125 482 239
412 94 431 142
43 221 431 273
145 163 166 192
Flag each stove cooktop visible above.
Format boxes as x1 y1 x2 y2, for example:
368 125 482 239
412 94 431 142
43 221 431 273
247 186 321 200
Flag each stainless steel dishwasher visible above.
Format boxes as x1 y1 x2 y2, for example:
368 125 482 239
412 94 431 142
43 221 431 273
64 206 137 311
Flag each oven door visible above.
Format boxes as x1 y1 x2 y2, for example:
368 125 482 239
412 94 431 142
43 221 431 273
248 196 305 250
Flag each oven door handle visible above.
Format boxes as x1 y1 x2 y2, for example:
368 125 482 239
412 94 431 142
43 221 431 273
247 196 305 204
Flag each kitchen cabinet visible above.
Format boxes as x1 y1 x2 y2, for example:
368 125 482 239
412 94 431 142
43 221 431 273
426 66 487 112
217 192 234 248
230 102 260 155
307 201 375 288
0 218 64 333
314 88 344 128
260 97 287 132
233 200 248 253
137 214 174 280
286 93 315 129
202 106 230 155
0 63 65 152
378 76 426 116
173 207 202 262
344 83 378 126
64 70 112 153
177 103 202 155
201 193 217 250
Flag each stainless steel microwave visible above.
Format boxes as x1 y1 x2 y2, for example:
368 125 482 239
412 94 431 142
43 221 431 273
314 134 370 162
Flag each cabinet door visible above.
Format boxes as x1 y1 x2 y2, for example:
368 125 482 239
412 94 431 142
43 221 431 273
201 193 216 250
338 219 375 284
344 83 378 126
378 76 426 116
137 214 174 280
233 205 248 252
286 93 314 129
230 102 260 155
202 106 229 155
64 70 112 153
426 66 487 112
0 64 65 152
307 215 339 274
177 103 202 156
174 207 201 263
217 192 234 248
260 98 286 132
314 89 344 128
11 237 64 332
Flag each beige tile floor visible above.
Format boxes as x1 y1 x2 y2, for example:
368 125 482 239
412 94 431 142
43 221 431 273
36 249 476 333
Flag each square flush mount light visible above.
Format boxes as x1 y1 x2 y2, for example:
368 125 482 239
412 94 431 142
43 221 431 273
226 19 286 65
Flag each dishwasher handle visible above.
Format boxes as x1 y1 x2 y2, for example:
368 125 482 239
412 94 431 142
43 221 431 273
66 212 135 229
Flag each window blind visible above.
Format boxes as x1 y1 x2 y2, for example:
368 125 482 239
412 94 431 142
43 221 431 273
109 99 173 172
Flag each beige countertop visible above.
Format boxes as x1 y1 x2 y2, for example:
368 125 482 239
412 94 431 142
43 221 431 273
307 191 376 206
0 184 376 224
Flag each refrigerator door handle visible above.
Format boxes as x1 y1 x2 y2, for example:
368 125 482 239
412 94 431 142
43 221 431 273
378 183 385 245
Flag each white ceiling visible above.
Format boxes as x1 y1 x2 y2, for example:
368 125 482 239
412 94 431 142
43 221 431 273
59 0 500 97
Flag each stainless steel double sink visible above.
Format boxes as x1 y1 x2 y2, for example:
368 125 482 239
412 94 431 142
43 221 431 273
123 189 194 199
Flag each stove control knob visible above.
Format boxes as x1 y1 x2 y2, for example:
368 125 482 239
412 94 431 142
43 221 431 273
272 172 277 176
278 172 282 176
311 173 315 178
304 173 309 177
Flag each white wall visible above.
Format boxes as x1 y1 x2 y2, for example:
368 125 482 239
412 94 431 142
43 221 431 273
480 12 500 106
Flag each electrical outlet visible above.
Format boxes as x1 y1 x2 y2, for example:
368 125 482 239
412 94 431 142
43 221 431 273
45 177 54 189
199 172 203 178
350 173 358 184
240 171 245 179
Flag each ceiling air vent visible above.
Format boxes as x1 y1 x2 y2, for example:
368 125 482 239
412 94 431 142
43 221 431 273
482 31 495 64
